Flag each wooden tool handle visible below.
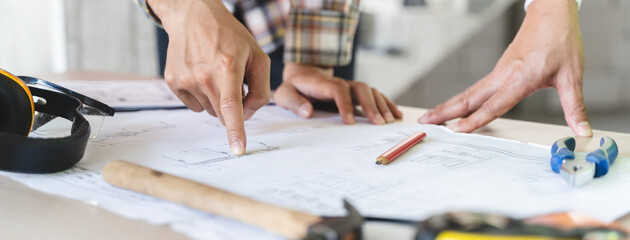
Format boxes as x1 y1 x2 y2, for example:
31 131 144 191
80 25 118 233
102 160 321 239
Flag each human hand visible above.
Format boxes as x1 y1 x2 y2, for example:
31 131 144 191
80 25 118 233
274 63 402 124
149 0 271 155
419 0 591 137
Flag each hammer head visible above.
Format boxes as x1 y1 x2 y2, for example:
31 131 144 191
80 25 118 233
304 200 364 240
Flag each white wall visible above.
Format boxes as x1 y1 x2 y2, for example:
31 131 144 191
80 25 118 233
0 0 158 76
394 0 630 132
64 0 158 75
564 0 630 111
397 0 630 112
0 0 66 74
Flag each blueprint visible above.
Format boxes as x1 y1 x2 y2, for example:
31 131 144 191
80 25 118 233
3 106 630 240
53 79 185 110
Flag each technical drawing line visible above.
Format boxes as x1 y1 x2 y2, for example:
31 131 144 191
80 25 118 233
163 141 280 166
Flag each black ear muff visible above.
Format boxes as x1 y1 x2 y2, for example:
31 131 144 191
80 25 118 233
1 70 113 173
0 87 91 173
0 69 34 136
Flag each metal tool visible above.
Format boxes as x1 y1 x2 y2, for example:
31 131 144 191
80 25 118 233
103 160 363 240
415 212 628 240
103 160 630 239
550 137 619 187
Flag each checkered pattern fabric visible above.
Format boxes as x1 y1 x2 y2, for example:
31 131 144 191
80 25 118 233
237 0 291 53
135 0 359 67
283 0 360 66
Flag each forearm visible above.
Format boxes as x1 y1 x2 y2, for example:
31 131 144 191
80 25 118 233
134 0 231 30
523 0 581 34
518 0 583 60
526 0 579 20
146 0 231 30
525 0 581 11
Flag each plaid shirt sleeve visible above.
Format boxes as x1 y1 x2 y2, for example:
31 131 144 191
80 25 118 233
238 0 292 54
283 0 360 67
135 0 360 67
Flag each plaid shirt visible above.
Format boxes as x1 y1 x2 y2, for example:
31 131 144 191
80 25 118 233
135 0 360 67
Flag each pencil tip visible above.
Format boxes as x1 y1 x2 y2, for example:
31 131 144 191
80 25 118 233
376 157 389 165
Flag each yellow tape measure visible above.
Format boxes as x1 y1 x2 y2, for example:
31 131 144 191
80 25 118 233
437 231 578 240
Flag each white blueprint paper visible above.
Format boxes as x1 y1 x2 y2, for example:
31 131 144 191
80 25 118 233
53 80 184 109
3 106 630 240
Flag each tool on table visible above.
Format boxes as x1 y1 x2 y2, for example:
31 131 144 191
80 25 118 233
102 160 363 240
0 69 114 173
415 212 628 240
103 160 630 240
550 136 619 187
376 131 426 165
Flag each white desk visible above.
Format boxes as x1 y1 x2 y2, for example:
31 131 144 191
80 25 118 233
1 72 629 239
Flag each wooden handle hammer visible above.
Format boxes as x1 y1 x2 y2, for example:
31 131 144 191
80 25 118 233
102 160 363 239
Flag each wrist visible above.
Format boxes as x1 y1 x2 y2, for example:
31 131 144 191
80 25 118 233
146 0 173 19
147 0 228 30
286 63 333 71
523 0 579 23
283 63 333 81
525 0 581 11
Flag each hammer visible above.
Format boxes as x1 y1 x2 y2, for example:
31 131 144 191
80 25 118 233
102 160 363 239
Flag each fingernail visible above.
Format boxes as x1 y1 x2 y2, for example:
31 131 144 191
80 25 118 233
230 140 245 156
446 122 461 132
577 121 593 137
345 113 355 124
298 103 311 118
374 114 386 125
385 112 395 123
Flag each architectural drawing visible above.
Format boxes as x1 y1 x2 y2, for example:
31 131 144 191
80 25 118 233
4 106 630 240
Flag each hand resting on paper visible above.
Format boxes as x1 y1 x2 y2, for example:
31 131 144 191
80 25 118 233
274 63 402 125
419 0 591 137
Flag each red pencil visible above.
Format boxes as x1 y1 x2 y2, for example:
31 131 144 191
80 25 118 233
376 131 427 165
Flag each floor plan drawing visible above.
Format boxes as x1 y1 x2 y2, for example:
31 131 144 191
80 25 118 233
4 106 630 240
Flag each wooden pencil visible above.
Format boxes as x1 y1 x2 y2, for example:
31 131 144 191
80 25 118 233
376 131 426 165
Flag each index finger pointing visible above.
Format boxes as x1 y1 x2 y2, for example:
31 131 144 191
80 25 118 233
219 72 247 156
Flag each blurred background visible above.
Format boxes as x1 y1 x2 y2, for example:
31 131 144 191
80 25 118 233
0 0 628 133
